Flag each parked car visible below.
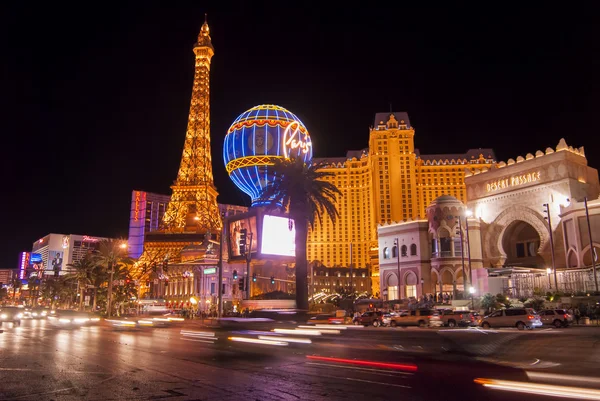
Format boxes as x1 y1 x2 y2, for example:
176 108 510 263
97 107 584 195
438 309 477 327
538 309 573 328
478 308 542 330
355 311 384 327
389 309 439 328
0 306 24 326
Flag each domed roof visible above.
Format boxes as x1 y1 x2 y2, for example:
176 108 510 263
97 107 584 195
429 195 462 206
227 104 308 134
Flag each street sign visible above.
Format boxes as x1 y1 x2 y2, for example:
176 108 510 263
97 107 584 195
203 267 216 274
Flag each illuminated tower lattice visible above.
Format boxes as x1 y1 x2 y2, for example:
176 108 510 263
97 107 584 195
162 16 221 233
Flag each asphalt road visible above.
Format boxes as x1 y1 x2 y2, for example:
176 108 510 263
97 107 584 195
1 319 599 401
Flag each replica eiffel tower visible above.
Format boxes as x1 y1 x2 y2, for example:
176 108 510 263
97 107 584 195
133 16 222 283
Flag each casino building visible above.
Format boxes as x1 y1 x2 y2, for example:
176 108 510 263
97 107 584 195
377 138 600 301
308 112 495 296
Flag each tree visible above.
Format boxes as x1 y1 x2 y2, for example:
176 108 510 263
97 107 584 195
66 254 95 310
93 239 131 316
259 157 341 310
480 293 497 313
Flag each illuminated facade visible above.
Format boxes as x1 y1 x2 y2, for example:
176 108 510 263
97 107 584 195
377 138 600 302
161 17 221 234
30 233 112 277
308 112 495 295
128 190 171 258
135 17 221 278
223 104 313 205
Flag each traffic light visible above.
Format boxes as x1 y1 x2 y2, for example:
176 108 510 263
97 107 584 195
270 276 275 285
233 270 238 280
239 229 247 256
252 273 257 282
238 277 244 291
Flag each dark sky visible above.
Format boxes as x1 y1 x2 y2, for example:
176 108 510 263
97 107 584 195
2 2 598 269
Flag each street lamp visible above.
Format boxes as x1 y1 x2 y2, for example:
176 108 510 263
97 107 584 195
465 210 473 288
394 238 401 301
469 286 475 308
543 203 559 290
546 267 552 289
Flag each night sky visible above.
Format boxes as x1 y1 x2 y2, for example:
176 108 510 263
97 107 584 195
3 3 598 269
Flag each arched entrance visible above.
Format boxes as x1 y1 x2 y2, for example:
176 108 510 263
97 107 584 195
501 220 544 268
404 271 418 299
386 273 399 301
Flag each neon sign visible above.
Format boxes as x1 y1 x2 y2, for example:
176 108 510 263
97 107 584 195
82 235 100 242
486 171 541 192
283 121 312 158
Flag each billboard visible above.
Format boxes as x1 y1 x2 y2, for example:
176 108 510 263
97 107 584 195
260 215 296 257
228 215 257 258
48 250 64 275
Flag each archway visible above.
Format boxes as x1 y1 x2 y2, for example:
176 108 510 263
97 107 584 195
386 273 399 301
404 271 418 299
441 268 454 293
501 220 545 268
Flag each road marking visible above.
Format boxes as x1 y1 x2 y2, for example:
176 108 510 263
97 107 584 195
0 368 108 374
306 362 413 376
180 338 216 344
344 377 411 388
526 371 600 385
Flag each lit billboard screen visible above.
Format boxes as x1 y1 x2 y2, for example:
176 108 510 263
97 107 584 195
229 216 257 258
48 250 64 275
260 215 295 257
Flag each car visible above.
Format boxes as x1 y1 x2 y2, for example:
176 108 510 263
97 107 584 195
0 306 24 326
389 309 439 327
438 309 477 327
355 311 384 327
538 309 573 328
478 308 542 330
47 310 101 328
29 307 51 319
307 313 335 325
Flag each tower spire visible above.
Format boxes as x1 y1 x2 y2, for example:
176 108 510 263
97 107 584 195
162 17 221 233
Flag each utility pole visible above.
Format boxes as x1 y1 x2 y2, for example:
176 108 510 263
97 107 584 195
584 197 599 292
246 233 253 299
458 215 467 292
465 213 473 288
394 238 401 300
349 243 353 294
106 261 114 317
217 212 225 318
543 203 559 290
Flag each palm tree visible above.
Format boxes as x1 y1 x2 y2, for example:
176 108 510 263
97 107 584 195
93 239 130 317
259 157 341 310
66 254 95 310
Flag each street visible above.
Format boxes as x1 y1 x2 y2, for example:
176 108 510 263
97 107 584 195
1 319 599 400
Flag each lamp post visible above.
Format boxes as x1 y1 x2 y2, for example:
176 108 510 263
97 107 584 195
543 203 559 290
546 267 552 289
469 286 475 308
465 210 473 288
394 238 401 301
217 211 225 318
458 215 467 293
583 197 599 292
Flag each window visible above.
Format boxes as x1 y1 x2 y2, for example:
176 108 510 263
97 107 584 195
392 246 397 258
401 245 407 257
505 309 526 316
383 247 390 259
410 244 417 256
405 285 417 298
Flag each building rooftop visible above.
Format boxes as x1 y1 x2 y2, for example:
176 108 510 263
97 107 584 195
415 148 496 162
373 112 411 128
